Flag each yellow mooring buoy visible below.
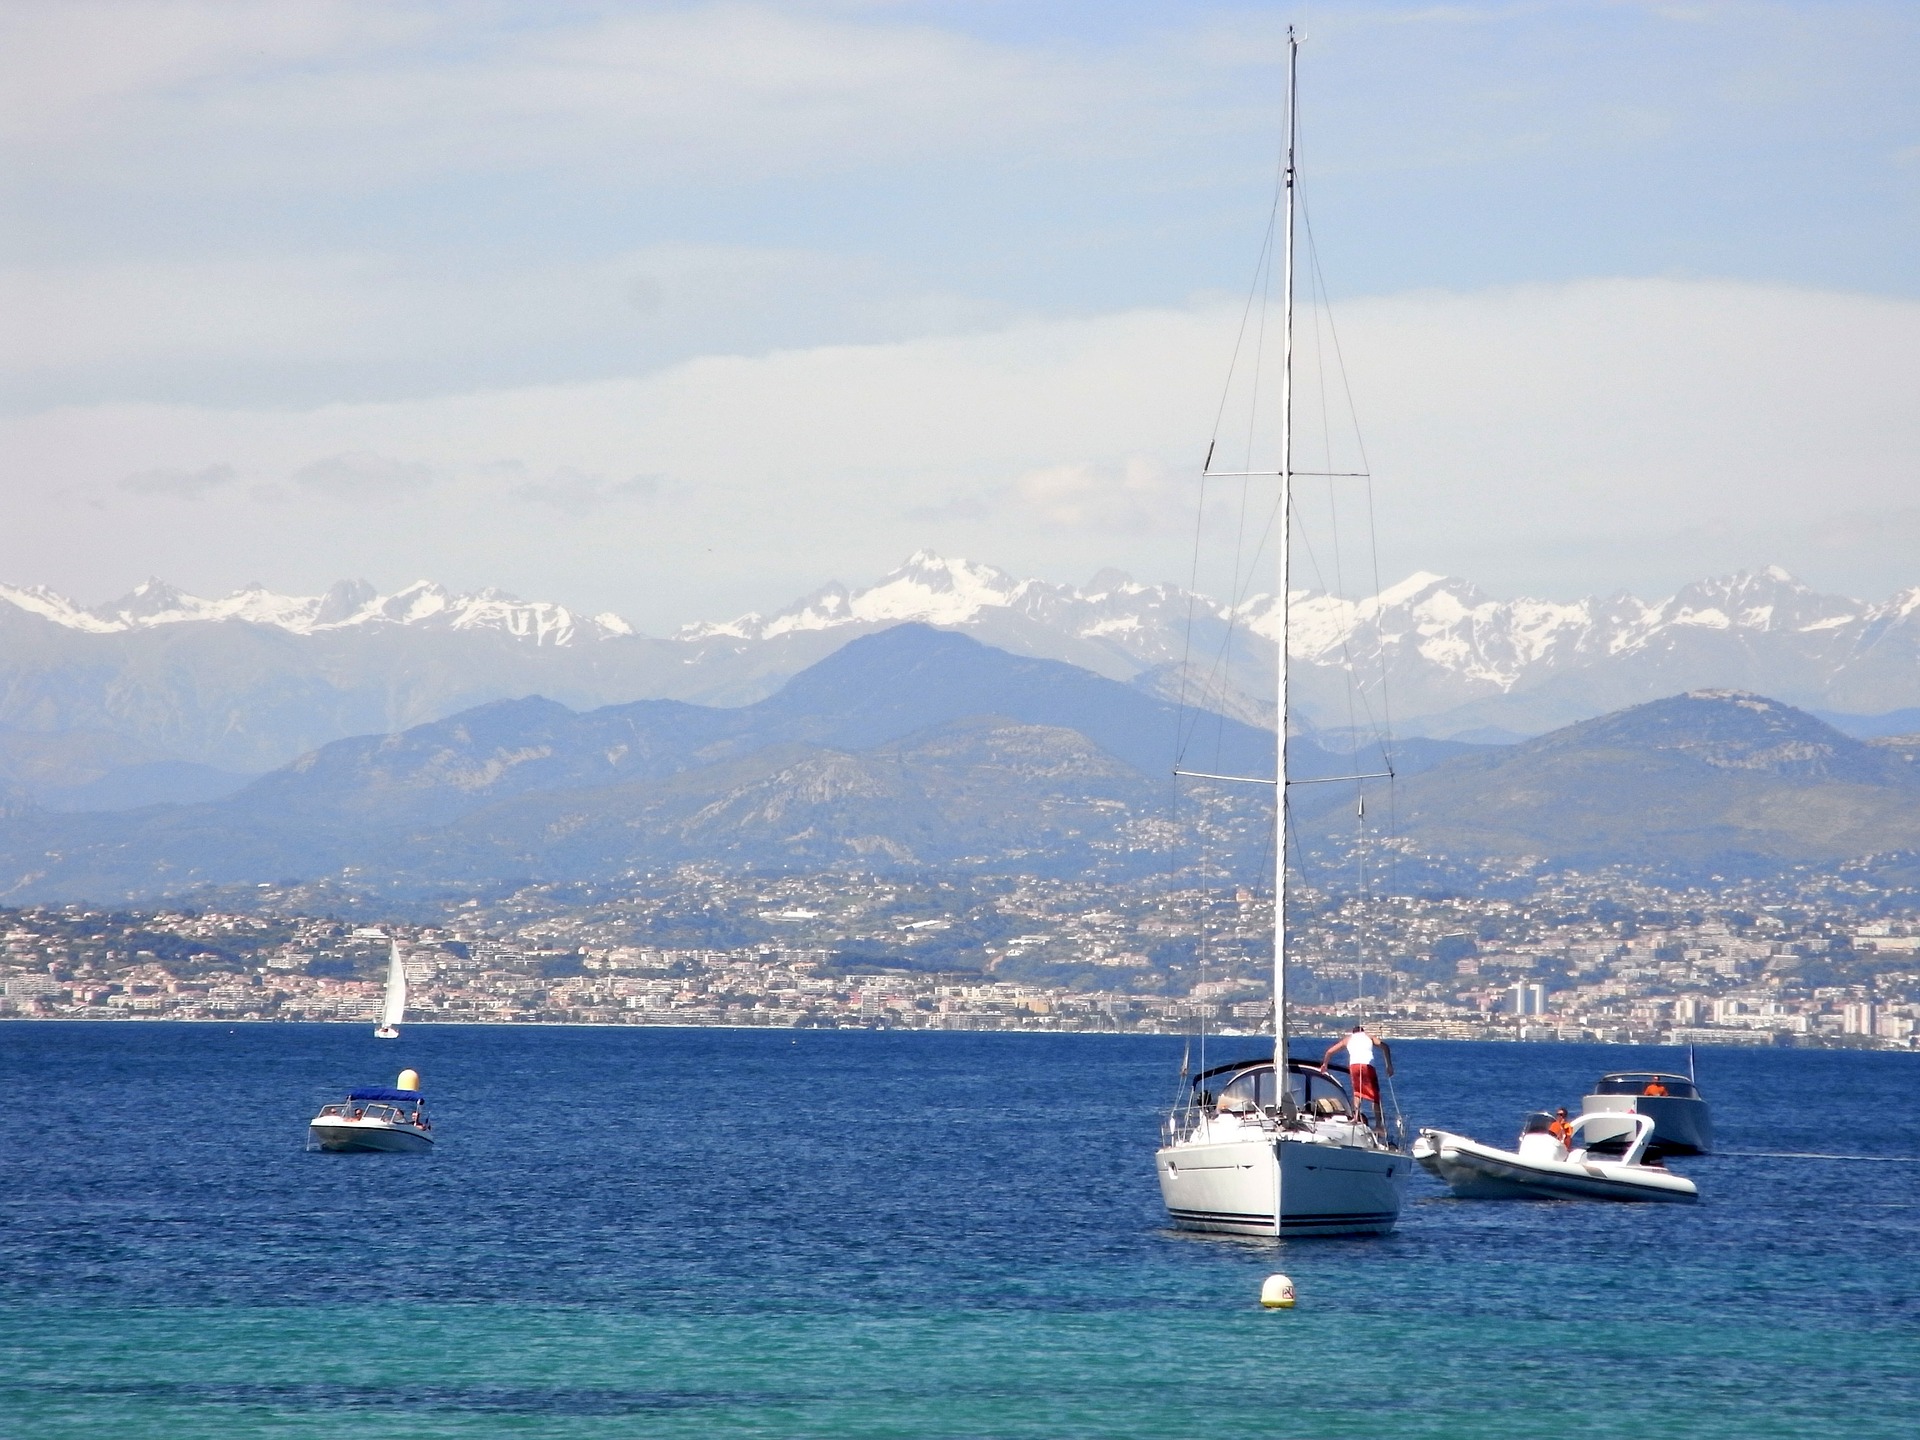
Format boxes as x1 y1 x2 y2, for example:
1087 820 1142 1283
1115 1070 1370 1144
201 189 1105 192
397 1069 421 1091
1260 1274 1296 1309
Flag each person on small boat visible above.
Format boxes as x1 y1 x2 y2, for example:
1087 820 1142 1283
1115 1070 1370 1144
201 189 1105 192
1320 1024 1393 1135
1642 1077 1669 1096
1549 1108 1574 1146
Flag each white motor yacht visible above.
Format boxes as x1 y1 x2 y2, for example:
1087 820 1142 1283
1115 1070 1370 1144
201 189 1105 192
308 1069 433 1154
1578 1070 1713 1155
1414 1111 1696 1204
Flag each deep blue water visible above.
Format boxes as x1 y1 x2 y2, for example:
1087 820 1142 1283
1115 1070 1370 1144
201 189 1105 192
0 1022 1915 1438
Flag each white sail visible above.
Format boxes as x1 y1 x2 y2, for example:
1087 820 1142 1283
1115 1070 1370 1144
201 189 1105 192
375 940 405 1037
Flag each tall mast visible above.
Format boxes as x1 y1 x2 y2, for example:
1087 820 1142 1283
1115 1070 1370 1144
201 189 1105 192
1273 26 1298 1080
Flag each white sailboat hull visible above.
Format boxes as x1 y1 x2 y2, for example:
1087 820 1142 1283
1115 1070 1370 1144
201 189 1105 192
1157 1133 1408 1237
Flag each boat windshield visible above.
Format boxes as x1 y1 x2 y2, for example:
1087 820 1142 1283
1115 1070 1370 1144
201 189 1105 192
1593 1073 1697 1099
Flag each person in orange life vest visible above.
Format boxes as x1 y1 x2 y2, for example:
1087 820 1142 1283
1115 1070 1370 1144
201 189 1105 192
1642 1078 1669 1096
1548 1107 1575 1147
1319 1024 1393 1134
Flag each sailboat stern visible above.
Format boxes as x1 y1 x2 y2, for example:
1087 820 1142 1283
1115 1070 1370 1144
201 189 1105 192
1275 1136 1407 1236
1157 1135 1280 1235
1157 1132 1408 1237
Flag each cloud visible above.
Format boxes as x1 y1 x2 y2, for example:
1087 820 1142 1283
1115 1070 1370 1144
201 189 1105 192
1 3 1123 193
292 450 435 499
6 2 1916 417
1 277 1916 630
118 462 236 497
509 469 662 514
0 0 401 146
0 243 1005 410
1011 457 1185 533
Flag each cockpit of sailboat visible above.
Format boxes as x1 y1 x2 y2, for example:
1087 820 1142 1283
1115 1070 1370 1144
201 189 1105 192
1192 1056 1351 1112
1168 1056 1402 1150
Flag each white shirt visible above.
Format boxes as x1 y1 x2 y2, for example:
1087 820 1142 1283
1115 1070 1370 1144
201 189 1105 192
1343 1031 1375 1067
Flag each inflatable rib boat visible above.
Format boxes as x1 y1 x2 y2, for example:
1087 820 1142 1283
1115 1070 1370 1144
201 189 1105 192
1413 1110 1696 1204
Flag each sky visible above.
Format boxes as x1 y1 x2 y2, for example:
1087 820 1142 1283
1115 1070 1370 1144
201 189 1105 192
2 0 1917 632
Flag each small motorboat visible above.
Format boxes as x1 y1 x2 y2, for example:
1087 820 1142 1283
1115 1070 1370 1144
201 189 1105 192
307 1068 433 1154
1413 1110 1696 1204
1578 1069 1713 1155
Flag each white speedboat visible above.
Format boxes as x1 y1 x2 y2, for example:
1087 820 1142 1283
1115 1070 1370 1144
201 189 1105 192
1152 27 1409 1240
1579 1069 1713 1155
308 1069 433 1154
1414 1111 1696 1204
1158 1057 1409 1236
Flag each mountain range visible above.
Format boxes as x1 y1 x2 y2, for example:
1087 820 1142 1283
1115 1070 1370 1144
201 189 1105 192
1301 689 1920 880
7 553 1920 811
0 626 1286 904
1 616 1916 903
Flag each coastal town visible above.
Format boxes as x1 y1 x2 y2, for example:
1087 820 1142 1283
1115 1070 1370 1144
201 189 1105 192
1 864 1914 1048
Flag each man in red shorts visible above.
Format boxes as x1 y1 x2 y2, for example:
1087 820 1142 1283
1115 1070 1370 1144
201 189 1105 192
1320 1023 1394 1137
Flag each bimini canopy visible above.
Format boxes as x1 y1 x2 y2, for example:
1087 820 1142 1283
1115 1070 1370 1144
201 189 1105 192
1189 1054 1351 1089
347 1087 423 1102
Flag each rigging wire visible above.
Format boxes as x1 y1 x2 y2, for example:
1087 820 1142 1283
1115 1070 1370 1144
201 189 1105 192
1301 196 1405 958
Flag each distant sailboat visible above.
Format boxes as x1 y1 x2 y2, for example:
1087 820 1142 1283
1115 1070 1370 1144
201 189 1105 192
374 940 406 1039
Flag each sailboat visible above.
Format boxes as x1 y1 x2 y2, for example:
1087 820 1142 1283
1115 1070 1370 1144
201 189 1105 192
1153 29 1410 1238
374 940 406 1039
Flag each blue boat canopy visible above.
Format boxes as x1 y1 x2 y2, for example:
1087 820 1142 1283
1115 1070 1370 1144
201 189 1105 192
347 1087 423 1102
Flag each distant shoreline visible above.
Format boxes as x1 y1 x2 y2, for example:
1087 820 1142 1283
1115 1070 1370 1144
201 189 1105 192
1 1015 1909 1052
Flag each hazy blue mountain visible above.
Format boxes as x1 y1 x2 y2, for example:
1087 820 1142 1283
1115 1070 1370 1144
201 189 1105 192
39 761 255 812
382 717 1195 884
1305 690 1920 875
0 626 1274 902
226 624 1274 827
14 611 1920 904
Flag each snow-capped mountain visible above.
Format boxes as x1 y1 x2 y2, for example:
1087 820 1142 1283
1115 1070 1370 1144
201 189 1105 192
0 577 635 645
677 554 1920 737
4 553 1920 801
682 549 1219 672
1274 565 1920 737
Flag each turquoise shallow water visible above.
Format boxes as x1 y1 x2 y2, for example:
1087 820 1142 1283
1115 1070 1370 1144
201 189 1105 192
1 1023 1915 1437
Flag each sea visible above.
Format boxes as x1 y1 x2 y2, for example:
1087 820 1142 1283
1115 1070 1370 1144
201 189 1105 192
0 1022 1914 1439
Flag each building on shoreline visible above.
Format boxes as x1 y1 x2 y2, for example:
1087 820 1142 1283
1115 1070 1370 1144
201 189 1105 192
1 864 1916 1048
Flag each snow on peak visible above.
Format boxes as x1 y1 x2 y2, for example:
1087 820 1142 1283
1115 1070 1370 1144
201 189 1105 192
0 578 637 646
1374 571 1450 607
679 552 1029 642
11 559 1916 699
